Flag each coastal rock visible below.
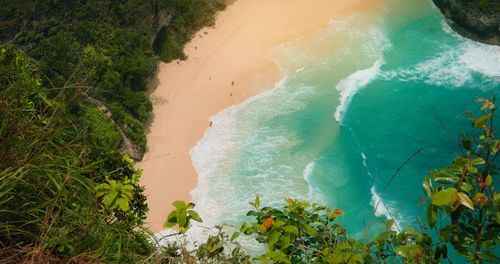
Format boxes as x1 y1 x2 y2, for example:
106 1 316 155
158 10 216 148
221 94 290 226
432 0 500 45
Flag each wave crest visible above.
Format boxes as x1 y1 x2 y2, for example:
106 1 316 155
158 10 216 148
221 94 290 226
334 58 384 123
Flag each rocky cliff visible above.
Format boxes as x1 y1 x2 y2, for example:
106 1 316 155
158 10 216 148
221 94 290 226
433 0 500 45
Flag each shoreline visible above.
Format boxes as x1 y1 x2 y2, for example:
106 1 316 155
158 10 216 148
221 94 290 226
138 0 382 232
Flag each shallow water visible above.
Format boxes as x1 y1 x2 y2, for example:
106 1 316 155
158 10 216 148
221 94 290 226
188 0 500 251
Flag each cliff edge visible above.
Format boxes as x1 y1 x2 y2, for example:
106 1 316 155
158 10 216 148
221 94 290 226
433 0 500 45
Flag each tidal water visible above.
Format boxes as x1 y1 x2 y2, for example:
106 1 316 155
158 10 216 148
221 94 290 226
188 0 500 250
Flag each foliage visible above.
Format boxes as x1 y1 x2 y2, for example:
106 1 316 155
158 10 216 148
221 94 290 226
80 104 122 151
0 44 153 263
164 200 203 233
0 0 226 154
422 98 500 263
241 196 365 263
154 0 225 62
96 179 135 212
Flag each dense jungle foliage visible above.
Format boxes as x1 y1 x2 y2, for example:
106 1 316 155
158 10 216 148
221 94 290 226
0 0 225 156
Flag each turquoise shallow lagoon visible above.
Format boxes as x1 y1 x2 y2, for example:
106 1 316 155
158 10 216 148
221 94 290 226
189 0 500 249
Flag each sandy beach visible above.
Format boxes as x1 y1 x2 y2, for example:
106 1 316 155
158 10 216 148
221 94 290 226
138 0 382 232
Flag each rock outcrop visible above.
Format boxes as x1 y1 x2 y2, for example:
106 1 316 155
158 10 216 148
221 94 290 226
433 0 500 45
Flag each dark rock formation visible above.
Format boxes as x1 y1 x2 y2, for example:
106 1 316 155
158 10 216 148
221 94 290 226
432 0 500 45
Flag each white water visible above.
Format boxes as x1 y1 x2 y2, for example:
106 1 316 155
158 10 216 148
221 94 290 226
370 186 401 231
334 58 384 123
302 161 316 199
381 21 500 88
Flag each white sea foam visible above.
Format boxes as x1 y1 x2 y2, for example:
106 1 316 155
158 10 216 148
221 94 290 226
361 152 368 167
442 17 500 79
459 42 500 78
370 186 391 218
329 14 390 123
334 58 384 123
370 186 401 231
186 73 318 246
382 43 499 87
303 161 316 197
381 17 500 87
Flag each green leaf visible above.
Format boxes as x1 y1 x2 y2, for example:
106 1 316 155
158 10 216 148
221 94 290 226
280 234 291 249
471 157 485 165
426 204 438 228
473 114 491 128
95 183 111 194
460 182 473 193
122 184 134 192
457 192 474 210
303 224 317 237
396 245 423 259
177 207 187 227
484 175 492 186
230 232 240 242
164 211 177 228
188 210 202 222
423 176 434 198
434 176 460 184
430 167 460 184
173 200 186 209
268 231 280 249
273 220 286 228
116 197 129 211
253 223 266 233
255 194 260 208
103 192 117 209
432 188 457 207
283 225 299 235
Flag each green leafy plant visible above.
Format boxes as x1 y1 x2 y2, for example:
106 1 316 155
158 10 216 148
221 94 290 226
164 200 203 233
95 178 135 212
422 98 500 263
240 195 365 264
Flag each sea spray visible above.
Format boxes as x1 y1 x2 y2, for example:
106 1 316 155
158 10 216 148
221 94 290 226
303 161 324 201
380 19 500 88
189 76 315 236
369 186 401 231
334 58 384 123
380 42 500 88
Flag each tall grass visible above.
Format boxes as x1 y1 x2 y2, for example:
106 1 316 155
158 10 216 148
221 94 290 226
0 45 155 263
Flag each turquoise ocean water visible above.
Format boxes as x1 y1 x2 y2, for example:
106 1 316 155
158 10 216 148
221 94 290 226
187 0 500 250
